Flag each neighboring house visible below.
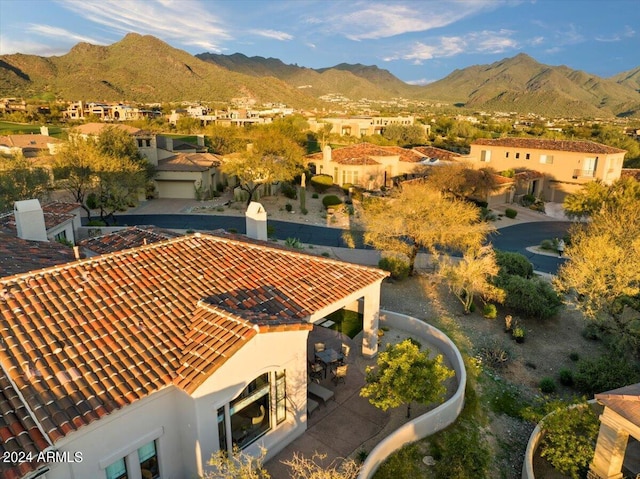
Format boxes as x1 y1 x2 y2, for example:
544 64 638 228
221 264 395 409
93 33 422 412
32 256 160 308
63 102 160 121
70 123 224 200
0 230 75 277
0 128 61 157
306 143 434 190
0 199 82 245
590 383 640 479
308 116 428 138
0 233 387 479
469 138 626 203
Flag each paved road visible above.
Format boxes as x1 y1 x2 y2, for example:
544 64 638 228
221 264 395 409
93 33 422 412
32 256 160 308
100 214 571 274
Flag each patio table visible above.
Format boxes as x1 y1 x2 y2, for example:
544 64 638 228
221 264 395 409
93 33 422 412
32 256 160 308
315 348 343 377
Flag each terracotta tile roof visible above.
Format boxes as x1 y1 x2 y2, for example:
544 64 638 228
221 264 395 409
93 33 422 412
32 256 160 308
71 123 142 136
78 226 182 255
514 170 545 181
0 234 387 445
157 153 221 172
0 370 50 479
42 202 82 216
0 232 75 277
621 169 640 181
308 143 425 166
412 146 460 162
596 383 640 427
472 138 626 155
0 209 74 233
0 134 61 150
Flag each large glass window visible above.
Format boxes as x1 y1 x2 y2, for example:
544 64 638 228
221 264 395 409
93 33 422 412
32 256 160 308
275 370 286 425
217 406 227 451
138 441 160 479
229 374 271 448
106 459 127 479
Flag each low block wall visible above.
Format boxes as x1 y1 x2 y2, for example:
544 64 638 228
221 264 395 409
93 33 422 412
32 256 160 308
357 310 467 479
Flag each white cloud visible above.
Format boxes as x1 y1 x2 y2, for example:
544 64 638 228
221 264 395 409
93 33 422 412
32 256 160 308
55 0 231 52
385 30 519 63
595 25 636 42
406 78 435 85
27 25 106 45
314 0 502 41
249 29 293 41
0 35 70 55
306 42 316 49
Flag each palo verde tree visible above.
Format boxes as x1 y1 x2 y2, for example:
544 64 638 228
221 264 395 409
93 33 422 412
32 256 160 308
555 191 640 353
439 245 505 314
422 161 500 202
360 339 454 418
563 177 640 220
222 129 304 205
361 181 492 275
0 153 50 212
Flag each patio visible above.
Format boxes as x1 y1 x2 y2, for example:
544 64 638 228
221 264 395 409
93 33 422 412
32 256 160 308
265 322 457 477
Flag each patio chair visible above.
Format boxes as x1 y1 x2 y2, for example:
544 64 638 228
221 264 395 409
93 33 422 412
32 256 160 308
314 342 325 353
252 405 266 427
308 359 324 383
339 343 350 364
332 364 348 385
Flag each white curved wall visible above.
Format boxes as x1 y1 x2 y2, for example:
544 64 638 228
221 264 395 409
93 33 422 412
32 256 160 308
357 310 467 479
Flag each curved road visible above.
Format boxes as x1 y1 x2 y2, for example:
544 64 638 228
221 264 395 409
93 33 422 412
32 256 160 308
99 214 571 274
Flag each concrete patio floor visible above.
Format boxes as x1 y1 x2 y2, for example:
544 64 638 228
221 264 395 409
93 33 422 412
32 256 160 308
264 324 456 478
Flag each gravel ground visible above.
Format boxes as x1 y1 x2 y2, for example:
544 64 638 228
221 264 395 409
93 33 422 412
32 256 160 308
379 273 605 479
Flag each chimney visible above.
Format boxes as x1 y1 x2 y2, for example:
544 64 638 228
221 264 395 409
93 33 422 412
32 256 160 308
40 126 50 136
323 145 332 164
196 134 205 147
166 137 174 151
14 199 48 242
245 202 267 241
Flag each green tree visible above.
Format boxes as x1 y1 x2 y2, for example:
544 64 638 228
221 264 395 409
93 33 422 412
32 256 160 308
555 197 640 350
563 177 640 220
439 245 505 314
423 162 500 201
222 130 304 205
176 117 202 134
523 399 599 479
205 124 246 155
0 154 50 212
360 339 454 417
362 182 492 274
382 124 426 146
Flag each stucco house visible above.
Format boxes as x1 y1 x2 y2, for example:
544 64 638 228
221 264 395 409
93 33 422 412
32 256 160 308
0 129 61 158
469 138 626 203
0 233 387 479
0 199 82 245
308 116 424 138
306 143 438 190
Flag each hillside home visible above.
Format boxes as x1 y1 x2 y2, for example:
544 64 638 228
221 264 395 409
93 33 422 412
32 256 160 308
469 138 626 203
0 233 387 479
306 143 445 190
308 115 429 138
63 102 160 121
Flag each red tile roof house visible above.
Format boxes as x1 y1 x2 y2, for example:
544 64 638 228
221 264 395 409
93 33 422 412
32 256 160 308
0 233 388 479
0 200 82 245
469 138 626 203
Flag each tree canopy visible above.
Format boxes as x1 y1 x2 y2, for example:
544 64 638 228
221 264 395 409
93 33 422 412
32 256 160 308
360 339 454 417
361 181 492 274
422 162 500 202
563 177 640 220
0 154 50 212
222 129 304 205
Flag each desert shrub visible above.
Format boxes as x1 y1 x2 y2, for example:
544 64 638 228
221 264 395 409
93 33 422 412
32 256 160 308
322 194 343 209
574 353 640 396
497 275 562 320
483 303 497 319
374 443 423 479
285 203 293 212
301 208 308 215
540 238 556 251
559 368 574 386
378 256 410 281
521 194 536 206
524 399 599 479
569 352 580 362
469 302 476 313
321 252 330 257
480 207 497 221
284 237 303 249
495 250 533 278
280 181 297 199
430 419 491 479
310 174 334 193
505 207 518 219
501 169 515 178
478 338 511 369
539 377 557 394
312 193 319 199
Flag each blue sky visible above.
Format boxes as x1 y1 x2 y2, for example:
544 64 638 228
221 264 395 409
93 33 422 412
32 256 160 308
0 0 638 85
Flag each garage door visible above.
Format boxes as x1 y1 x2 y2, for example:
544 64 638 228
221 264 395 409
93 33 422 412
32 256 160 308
155 180 196 199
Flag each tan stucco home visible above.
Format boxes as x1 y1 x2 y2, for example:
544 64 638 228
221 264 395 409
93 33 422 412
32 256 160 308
0 233 387 479
469 138 626 203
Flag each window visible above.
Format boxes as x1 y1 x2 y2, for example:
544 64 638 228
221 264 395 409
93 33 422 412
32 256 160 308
480 150 491 162
275 370 286 424
583 157 598 177
353 170 359 186
54 231 67 241
525 153 530 160
106 459 127 479
515 153 520 159
333 167 338 182
138 441 160 479
505 152 509 158
540 154 554 164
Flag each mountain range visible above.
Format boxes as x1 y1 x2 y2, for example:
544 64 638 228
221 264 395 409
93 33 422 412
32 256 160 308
1 33 639 118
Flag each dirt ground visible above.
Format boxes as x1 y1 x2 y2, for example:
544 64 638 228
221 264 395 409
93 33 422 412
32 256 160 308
379 274 607 479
